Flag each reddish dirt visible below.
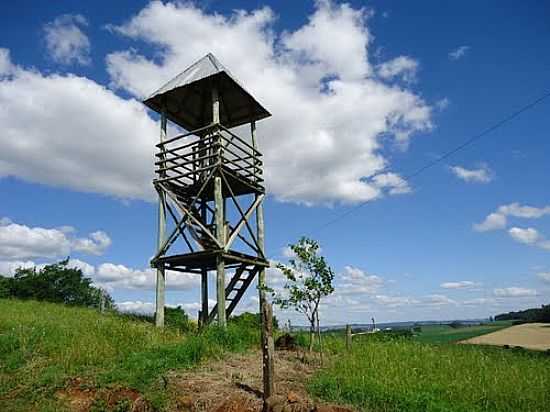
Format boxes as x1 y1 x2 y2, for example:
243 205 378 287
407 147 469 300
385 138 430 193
55 378 97 412
56 377 153 412
165 350 355 412
57 351 354 412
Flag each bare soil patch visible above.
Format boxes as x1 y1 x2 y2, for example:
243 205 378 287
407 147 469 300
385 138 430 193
460 323 550 351
165 350 354 412
56 350 354 412
56 377 153 412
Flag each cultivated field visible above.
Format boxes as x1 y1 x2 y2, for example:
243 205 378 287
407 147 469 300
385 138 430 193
413 321 512 344
461 322 550 351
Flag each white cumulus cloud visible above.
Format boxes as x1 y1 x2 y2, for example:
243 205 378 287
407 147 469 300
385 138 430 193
105 0 432 205
0 49 158 200
0 218 111 259
493 287 537 298
72 231 112 255
377 56 419 83
0 260 36 276
448 45 470 61
474 203 550 232
508 227 550 251
440 280 479 290
43 14 91 66
337 265 384 295
95 262 199 291
508 227 540 245
450 165 493 183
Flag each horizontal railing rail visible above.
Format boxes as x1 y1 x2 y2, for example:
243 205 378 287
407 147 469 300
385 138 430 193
154 124 263 189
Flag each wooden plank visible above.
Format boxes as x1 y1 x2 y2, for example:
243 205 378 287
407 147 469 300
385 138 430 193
155 122 215 147
225 267 257 318
262 301 275 403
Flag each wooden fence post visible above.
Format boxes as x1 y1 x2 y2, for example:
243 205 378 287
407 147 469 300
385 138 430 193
346 324 352 351
262 301 275 408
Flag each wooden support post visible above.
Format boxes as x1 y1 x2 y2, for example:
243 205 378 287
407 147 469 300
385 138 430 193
215 176 225 327
201 269 208 326
262 300 275 406
200 201 209 327
252 121 266 308
346 324 352 351
212 87 220 126
212 85 226 328
155 102 167 328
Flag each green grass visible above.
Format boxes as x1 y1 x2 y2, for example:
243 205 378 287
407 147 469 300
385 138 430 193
309 331 550 412
413 321 513 344
0 299 259 411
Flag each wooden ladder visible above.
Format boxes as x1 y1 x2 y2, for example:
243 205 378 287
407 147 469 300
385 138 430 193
208 264 258 324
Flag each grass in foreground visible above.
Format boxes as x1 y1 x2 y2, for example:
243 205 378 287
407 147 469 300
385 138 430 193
310 334 550 412
0 299 258 411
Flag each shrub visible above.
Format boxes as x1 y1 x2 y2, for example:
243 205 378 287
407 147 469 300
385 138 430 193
0 259 113 309
165 306 192 332
229 311 279 330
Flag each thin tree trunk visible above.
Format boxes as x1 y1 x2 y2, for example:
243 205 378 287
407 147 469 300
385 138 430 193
316 310 323 365
309 319 315 352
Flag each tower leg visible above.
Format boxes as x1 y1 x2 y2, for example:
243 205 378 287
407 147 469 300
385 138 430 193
201 268 208 326
252 120 267 308
155 101 167 328
200 199 209 327
155 190 166 327
257 201 266 306
214 175 226 327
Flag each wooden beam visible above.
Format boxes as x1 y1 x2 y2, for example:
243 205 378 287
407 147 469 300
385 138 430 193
225 194 264 251
155 101 168 328
262 300 275 403
221 172 265 259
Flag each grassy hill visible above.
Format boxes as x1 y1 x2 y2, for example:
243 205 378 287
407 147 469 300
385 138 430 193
311 328 550 411
0 299 258 411
3 299 550 412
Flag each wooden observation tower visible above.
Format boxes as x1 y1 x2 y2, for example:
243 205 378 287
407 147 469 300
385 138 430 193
143 53 271 327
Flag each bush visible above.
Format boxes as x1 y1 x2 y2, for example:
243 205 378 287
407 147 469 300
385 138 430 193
0 259 113 309
165 306 193 332
229 311 279 330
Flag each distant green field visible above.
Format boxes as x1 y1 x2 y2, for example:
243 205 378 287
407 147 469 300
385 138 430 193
0 299 258 411
310 333 550 412
413 321 513 344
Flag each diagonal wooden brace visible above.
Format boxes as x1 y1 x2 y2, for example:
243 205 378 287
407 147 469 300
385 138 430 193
225 194 264 252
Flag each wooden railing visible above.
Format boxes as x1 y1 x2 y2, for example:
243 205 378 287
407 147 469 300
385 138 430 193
154 124 263 189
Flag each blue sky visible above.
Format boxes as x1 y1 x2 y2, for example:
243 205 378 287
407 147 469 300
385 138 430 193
0 0 549 325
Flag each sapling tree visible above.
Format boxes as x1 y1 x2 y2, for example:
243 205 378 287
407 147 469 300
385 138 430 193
272 237 334 352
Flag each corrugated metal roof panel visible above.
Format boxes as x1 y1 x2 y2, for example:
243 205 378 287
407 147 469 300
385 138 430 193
143 53 270 131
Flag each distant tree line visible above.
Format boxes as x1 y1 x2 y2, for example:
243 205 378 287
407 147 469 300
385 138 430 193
495 304 550 323
0 259 114 310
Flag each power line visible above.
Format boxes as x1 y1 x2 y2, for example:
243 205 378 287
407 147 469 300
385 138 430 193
308 90 550 234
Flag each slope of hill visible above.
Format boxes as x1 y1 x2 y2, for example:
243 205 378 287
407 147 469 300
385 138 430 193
0 299 258 411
